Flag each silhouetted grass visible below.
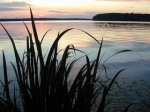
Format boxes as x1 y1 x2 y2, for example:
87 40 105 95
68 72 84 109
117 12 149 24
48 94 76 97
0 8 134 112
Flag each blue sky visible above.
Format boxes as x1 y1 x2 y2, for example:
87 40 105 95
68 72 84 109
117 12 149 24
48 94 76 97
0 0 150 18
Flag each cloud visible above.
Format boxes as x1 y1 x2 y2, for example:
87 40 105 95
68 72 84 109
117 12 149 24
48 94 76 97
49 10 69 14
0 2 31 7
0 7 25 11
0 2 31 11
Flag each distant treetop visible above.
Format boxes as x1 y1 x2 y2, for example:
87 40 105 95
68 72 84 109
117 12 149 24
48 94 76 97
93 13 150 21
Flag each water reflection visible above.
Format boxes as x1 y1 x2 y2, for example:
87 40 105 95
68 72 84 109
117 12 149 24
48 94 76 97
0 21 150 78
0 21 150 111
93 21 150 43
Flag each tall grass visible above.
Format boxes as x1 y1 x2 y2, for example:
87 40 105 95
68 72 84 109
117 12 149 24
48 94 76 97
0 8 132 112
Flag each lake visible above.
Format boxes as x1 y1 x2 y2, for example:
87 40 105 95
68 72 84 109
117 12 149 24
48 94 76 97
0 20 150 111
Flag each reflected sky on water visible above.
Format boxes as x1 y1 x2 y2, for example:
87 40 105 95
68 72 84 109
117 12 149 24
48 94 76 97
0 20 150 82
0 21 150 110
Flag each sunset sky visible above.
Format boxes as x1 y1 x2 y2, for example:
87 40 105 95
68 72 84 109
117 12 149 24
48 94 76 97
0 0 150 18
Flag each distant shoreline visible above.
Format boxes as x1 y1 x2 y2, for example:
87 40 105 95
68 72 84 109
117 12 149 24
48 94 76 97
93 13 150 22
2 14 150 22
0 18 91 22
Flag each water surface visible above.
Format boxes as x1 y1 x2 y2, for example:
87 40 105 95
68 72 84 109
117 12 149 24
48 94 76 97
1 21 150 79
0 21 150 110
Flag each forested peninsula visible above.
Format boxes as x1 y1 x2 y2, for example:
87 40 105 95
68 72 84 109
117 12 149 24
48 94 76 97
93 13 150 21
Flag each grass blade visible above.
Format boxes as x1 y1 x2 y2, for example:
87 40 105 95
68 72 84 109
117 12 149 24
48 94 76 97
2 50 12 103
103 50 132 63
41 28 52 44
30 8 44 69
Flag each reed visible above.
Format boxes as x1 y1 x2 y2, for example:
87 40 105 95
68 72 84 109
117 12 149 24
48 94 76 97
0 8 132 112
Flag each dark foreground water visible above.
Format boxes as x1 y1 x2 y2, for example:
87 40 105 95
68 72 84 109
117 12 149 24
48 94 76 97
0 20 150 111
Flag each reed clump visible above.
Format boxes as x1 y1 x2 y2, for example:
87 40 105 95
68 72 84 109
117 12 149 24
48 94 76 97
0 8 132 112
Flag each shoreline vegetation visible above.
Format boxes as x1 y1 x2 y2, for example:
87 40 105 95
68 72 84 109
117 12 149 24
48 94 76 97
93 13 150 22
0 8 126 112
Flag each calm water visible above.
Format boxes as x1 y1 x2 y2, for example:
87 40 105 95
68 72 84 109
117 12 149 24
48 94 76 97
0 21 150 110
1 21 150 79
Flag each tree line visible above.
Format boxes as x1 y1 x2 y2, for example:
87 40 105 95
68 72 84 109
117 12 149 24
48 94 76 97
93 13 150 21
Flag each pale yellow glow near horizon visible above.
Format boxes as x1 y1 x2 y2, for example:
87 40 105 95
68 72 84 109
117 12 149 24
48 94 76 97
28 0 150 14
0 0 150 18
29 0 93 7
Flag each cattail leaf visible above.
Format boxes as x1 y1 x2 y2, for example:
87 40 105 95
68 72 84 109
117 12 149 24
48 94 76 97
2 50 12 103
41 28 52 44
30 8 44 69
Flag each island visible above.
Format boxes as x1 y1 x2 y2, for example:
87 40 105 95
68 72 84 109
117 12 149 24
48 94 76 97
93 13 150 22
